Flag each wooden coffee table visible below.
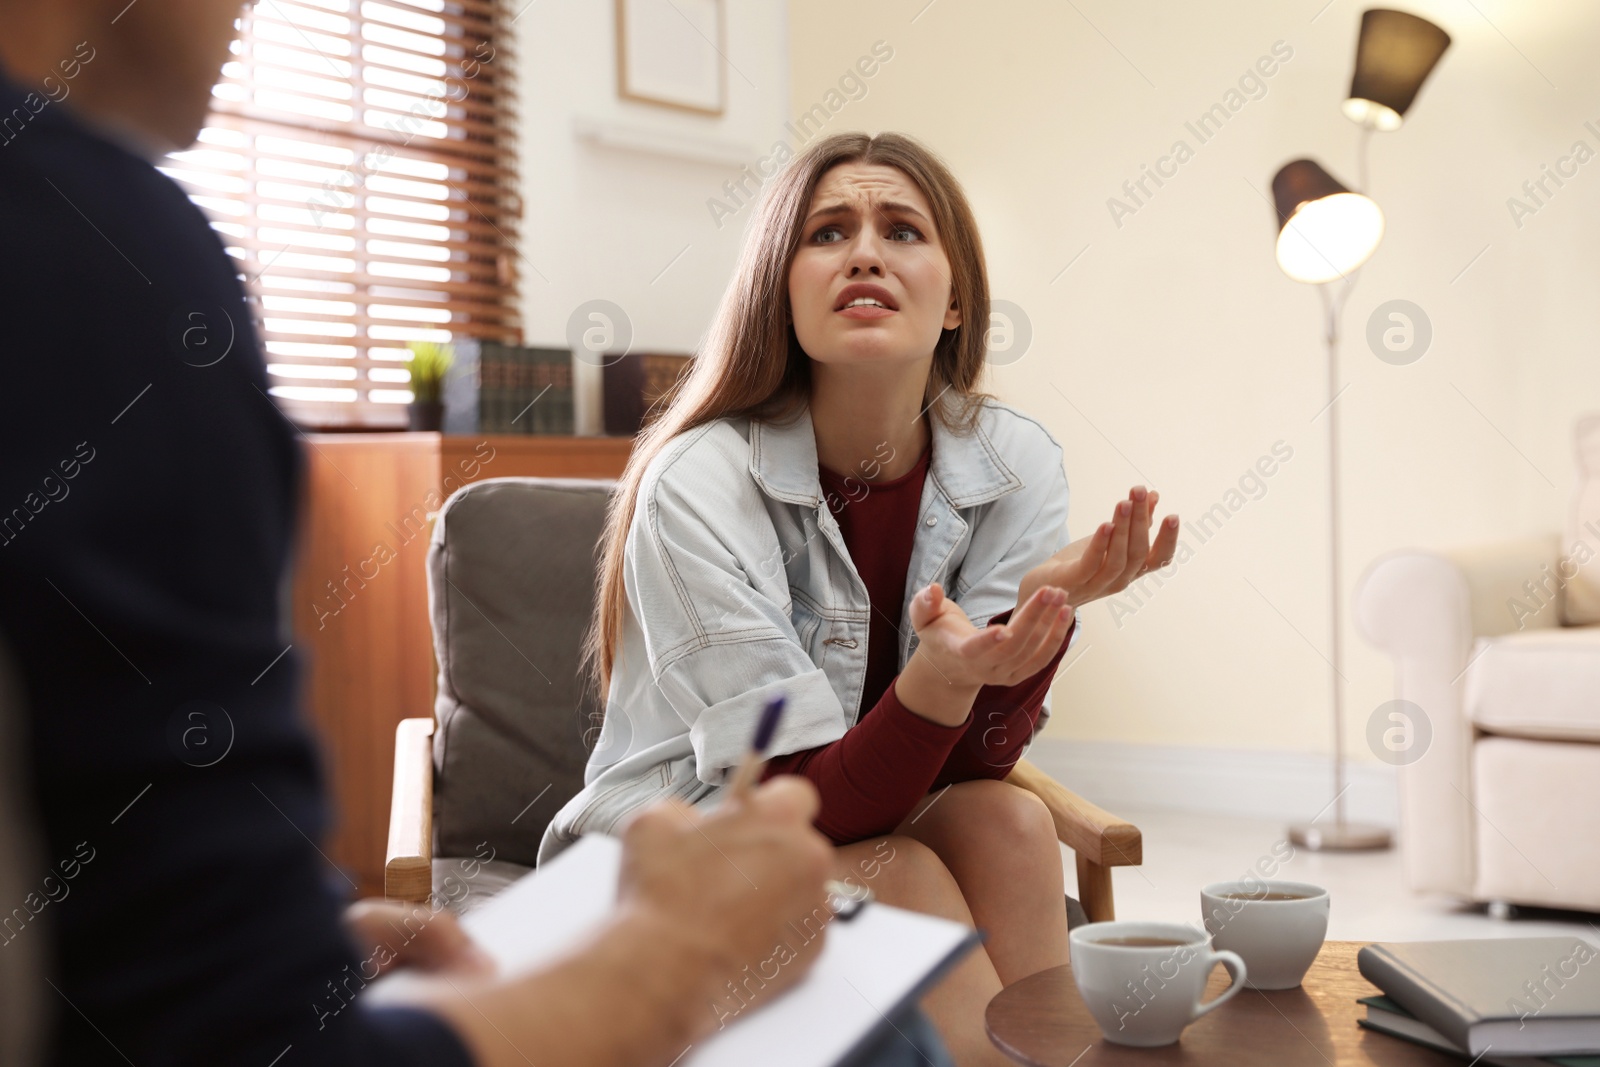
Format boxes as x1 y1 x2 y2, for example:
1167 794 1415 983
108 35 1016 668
986 941 1457 1065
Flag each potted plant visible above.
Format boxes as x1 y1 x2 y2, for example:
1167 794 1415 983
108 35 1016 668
405 340 454 431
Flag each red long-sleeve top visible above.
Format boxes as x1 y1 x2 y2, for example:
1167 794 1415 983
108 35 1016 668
761 441 1074 844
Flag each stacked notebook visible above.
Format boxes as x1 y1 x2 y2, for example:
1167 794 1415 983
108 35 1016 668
1356 938 1600 1065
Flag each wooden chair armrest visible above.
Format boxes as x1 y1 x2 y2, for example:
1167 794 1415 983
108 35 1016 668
384 717 435 902
1005 758 1142 868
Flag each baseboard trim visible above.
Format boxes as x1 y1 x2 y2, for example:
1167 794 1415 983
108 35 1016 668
1023 738 1399 828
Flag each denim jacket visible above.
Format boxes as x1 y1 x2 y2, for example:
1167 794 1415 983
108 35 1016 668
537 396 1074 864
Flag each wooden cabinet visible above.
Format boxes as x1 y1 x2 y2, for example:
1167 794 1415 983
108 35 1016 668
289 433 633 897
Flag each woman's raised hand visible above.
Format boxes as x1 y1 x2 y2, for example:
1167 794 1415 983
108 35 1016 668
905 580 1075 695
1019 485 1179 611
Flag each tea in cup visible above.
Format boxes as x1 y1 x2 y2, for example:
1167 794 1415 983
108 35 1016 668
1200 880 1329 990
1068 921 1247 1046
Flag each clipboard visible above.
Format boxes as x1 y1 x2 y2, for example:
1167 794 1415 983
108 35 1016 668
367 834 980 1066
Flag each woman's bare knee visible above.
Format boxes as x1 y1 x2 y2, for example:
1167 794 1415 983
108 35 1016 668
981 781 1057 850
913 779 1057 853
836 835 971 923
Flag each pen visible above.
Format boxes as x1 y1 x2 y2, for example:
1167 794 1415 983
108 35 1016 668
725 694 787 800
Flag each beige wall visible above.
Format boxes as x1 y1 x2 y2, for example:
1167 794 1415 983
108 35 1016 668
787 1 1600 761
513 0 791 432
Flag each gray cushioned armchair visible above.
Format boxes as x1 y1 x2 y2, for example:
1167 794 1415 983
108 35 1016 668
384 477 1142 921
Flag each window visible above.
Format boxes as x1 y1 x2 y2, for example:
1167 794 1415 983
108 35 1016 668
160 0 521 429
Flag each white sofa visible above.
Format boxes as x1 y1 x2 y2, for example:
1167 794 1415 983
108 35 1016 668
1356 415 1600 914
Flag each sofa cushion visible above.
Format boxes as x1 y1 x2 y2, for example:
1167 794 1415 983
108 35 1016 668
1472 737 1600 911
1564 413 1600 624
1464 628 1600 743
429 478 617 869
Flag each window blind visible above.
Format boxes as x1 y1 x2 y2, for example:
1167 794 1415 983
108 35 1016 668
160 0 521 429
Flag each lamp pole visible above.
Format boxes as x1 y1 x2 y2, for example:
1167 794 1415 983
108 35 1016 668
1324 284 1350 834
1287 139 1391 851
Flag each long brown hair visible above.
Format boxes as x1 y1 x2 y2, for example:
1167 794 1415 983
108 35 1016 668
581 131 997 708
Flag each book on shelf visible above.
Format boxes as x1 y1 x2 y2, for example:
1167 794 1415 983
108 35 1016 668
516 346 576 435
1357 938 1600 1058
443 340 576 435
602 352 692 436
440 337 480 434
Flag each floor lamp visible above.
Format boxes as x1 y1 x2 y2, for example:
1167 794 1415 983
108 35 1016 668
1272 8 1451 852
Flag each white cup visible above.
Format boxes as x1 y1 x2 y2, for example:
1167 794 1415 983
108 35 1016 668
1068 921 1247 1047
1200 879 1329 990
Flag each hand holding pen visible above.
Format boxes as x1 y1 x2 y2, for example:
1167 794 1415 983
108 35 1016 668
723 693 872 919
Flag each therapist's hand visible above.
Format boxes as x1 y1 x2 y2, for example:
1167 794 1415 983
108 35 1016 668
616 776 833 1023
342 900 497 978
1018 485 1179 610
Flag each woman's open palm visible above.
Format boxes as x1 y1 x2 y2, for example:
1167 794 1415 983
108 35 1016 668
1020 486 1180 610
907 580 1075 690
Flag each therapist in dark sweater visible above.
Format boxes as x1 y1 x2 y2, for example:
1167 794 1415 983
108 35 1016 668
0 2 929 1065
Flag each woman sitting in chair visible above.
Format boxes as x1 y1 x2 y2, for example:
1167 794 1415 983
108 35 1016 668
540 131 1177 1064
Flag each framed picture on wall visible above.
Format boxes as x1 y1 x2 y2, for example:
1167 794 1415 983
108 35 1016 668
615 0 726 116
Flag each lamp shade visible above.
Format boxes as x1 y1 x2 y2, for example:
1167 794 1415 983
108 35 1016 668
1343 8 1451 130
1272 159 1385 284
